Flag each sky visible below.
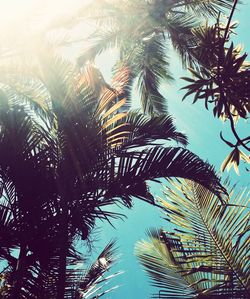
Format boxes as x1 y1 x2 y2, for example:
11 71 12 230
0 1 249 298
93 2 250 298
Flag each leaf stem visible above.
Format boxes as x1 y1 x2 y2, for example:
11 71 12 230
223 0 239 44
225 105 250 151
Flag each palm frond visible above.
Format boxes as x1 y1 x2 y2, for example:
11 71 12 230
114 111 188 149
175 0 235 17
136 179 250 298
77 28 121 65
101 147 225 207
162 11 200 68
135 229 196 299
75 240 122 299
47 0 236 116
135 35 172 114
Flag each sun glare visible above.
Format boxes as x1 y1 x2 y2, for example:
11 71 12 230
0 0 89 33
0 0 93 59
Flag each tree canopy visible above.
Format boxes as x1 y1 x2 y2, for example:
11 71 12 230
0 0 249 298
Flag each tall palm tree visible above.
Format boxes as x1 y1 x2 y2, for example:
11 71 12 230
0 39 225 298
0 238 121 299
52 0 234 114
135 179 250 298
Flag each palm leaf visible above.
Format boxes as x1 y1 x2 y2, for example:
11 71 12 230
136 35 172 114
75 240 122 299
174 0 234 17
114 111 188 148
99 147 225 208
135 229 196 299
136 179 249 298
48 0 236 115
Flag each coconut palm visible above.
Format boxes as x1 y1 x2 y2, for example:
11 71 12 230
135 179 250 298
52 0 234 114
0 38 226 298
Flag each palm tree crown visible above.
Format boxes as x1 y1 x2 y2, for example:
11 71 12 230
54 0 235 114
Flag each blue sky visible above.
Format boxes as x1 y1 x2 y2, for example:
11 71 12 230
93 2 250 298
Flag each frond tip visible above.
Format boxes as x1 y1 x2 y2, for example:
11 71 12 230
76 240 122 299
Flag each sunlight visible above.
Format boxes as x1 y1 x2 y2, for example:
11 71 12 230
0 0 89 33
0 0 92 59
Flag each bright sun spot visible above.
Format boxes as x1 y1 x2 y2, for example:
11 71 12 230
0 0 115 80
0 0 92 58
0 0 90 34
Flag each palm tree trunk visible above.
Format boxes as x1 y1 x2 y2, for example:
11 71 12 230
56 199 69 299
10 244 27 299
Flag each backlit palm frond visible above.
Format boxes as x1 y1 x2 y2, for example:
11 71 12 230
91 63 146 150
113 111 188 149
136 179 250 298
47 0 236 117
75 240 122 299
135 229 196 299
75 2 145 65
92 79 128 150
0 54 52 124
37 51 77 106
111 65 133 110
37 47 135 162
77 28 122 65
35 51 115 175
0 45 72 128
178 0 234 17
136 35 172 115
75 5 173 115
96 87 187 150
79 63 111 97
102 147 225 208
163 11 200 68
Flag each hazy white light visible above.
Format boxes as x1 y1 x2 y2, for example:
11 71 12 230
0 0 89 32
0 0 92 57
98 257 109 269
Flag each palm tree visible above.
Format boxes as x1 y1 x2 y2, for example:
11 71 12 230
135 179 250 298
0 38 225 298
0 238 121 299
52 0 235 114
